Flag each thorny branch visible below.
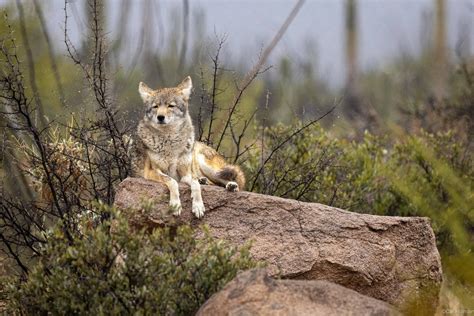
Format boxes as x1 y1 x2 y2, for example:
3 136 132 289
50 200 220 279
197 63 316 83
205 34 227 145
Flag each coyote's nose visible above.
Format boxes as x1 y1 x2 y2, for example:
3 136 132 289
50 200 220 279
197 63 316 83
157 115 165 123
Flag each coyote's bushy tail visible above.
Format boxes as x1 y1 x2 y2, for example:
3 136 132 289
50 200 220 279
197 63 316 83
216 165 246 190
199 162 246 191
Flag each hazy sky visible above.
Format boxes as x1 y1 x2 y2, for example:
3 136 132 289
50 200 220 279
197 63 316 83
187 0 473 86
5 0 474 87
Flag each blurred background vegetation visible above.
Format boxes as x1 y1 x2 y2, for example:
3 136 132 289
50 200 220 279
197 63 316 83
0 0 473 313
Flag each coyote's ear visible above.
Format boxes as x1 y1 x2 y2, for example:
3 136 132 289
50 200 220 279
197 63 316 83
138 82 153 101
178 76 192 100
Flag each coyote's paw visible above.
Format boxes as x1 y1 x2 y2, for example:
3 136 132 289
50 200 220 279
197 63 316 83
225 181 239 192
192 201 205 218
169 200 182 216
198 177 209 185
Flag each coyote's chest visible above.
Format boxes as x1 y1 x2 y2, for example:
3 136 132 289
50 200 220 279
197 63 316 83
137 122 193 178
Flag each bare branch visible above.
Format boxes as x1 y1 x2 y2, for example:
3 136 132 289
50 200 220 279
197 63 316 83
206 35 227 145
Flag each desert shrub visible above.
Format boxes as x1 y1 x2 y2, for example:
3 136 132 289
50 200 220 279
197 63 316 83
245 124 395 212
4 205 257 315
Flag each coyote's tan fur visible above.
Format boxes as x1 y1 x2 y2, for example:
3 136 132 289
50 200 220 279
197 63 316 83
131 76 245 218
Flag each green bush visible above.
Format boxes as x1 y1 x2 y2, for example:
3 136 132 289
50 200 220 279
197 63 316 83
5 205 257 315
245 124 396 213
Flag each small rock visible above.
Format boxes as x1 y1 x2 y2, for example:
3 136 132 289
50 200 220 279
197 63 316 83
197 269 400 316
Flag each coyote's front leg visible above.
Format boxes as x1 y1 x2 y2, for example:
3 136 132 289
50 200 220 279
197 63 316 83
144 159 182 215
180 165 205 218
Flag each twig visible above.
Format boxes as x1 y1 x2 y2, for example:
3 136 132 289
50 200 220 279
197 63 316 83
249 103 338 192
206 35 226 145
197 67 207 140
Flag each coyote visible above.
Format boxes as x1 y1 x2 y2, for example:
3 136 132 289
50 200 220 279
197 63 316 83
131 76 245 218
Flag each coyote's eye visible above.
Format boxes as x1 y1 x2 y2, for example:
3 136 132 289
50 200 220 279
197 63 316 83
152 105 158 109
168 103 176 108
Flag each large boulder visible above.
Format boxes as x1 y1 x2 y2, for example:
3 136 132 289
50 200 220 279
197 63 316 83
197 269 399 316
114 177 442 312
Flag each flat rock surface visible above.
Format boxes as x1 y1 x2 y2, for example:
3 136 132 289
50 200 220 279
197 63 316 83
114 177 443 312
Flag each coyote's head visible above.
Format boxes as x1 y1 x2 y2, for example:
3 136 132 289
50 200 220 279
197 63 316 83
138 76 193 127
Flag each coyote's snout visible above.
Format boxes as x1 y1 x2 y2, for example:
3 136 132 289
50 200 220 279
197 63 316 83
131 76 245 218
